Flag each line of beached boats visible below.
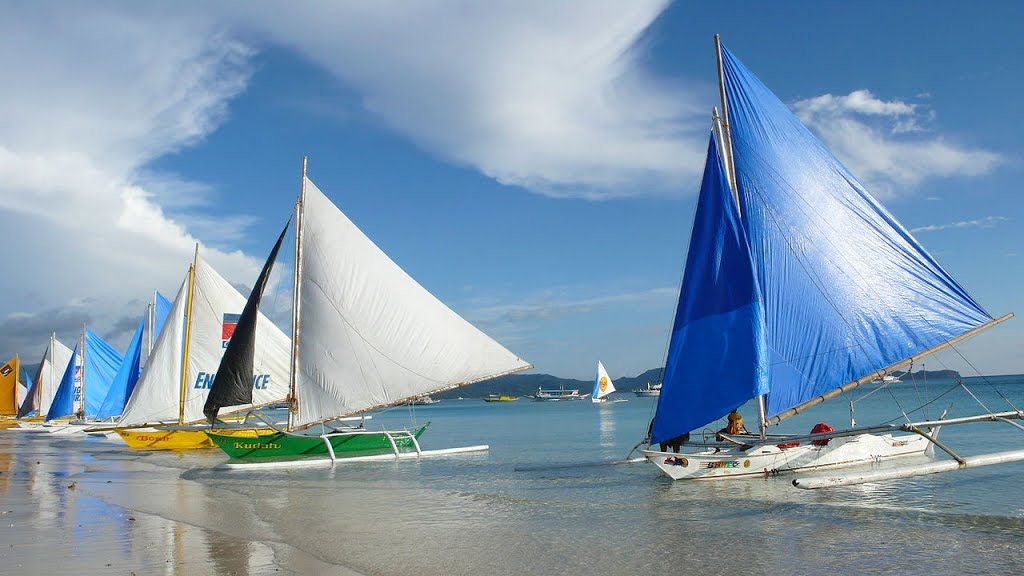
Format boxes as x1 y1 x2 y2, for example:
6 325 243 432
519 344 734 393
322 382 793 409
2 36 1021 488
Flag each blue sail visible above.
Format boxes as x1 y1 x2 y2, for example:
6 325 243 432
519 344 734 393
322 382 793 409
719 46 992 420
45 343 80 421
95 317 145 420
651 134 768 444
154 292 171 344
81 329 124 418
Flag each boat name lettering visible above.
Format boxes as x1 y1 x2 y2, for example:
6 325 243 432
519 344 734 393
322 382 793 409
232 441 280 449
703 461 739 469
134 435 171 442
194 371 271 390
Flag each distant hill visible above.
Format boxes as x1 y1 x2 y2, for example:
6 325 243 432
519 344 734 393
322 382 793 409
435 368 665 399
891 369 961 380
436 366 963 399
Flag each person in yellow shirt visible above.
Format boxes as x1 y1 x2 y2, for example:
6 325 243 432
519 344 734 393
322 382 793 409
716 409 748 440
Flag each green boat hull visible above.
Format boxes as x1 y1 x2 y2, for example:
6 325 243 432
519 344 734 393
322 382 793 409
206 422 431 460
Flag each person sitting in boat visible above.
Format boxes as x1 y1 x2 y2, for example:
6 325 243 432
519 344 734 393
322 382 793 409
716 410 748 441
647 418 690 453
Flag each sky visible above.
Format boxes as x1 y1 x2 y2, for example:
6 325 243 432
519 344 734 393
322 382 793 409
1 1 1021 380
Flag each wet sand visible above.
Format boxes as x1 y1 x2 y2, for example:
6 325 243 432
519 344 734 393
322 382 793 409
0 431 363 575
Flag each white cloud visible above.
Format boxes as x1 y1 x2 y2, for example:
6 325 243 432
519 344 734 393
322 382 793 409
0 3 262 354
792 90 1001 196
221 0 708 199
910 216 1008 233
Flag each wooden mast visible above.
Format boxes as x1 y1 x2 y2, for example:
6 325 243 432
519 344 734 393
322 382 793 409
178 245 199 425
287 157 307 432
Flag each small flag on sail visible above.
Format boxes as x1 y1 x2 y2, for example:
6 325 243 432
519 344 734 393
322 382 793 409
222 313 241 348
0 364 11 377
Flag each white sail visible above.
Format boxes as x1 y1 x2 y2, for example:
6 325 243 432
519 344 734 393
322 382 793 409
118 257 293 427
117 279 187 426
182 256 292 422
37 337 73 417
293 176 532 428
592 361 616 401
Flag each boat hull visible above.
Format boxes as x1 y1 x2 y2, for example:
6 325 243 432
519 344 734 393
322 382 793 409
207 423 430 460
642 433 929 480
117 427 278 450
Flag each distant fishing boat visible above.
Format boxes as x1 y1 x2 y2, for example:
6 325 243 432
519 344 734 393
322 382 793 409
591 361 626 403
409 395 439 405
632 383 661 397
532 387 588 401
203 158 531 465
643 36 1017 485
482 394 519 402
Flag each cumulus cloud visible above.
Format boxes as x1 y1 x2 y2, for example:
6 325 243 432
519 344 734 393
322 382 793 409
0 3 262 357
221 0 709 199
792 90 1001 196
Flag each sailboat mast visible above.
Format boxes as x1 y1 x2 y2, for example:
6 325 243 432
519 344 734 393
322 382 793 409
287 157 307 432
148 290 156 356
178 245 199 425
77 325 86 420
714 34 740 213
716 34 766 437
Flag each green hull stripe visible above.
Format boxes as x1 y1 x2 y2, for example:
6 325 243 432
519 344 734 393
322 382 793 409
207 422 430 460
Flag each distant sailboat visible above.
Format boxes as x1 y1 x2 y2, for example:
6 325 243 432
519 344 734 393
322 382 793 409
44 327 124 433
204 159 532 465
643 36 1017 485
591 361 625 403
17 334 73 420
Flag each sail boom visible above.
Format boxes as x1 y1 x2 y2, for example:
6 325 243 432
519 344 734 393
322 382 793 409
766 312 1014 426
289 362 533 432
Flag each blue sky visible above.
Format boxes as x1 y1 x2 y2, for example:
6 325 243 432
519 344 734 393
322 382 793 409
1 1 1021 379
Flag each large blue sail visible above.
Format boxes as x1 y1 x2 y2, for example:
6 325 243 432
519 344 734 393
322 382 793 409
95 318 145 420
80 329 124 418
651 134 767 445
720 46 991 420
45 343 80 421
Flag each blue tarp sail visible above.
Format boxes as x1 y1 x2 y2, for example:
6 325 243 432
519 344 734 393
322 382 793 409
721 46 990 420
46 342 81 421
153 292 171 351
651 135 767 445
652 45 992 439
95 318 144 420
46 331 124 420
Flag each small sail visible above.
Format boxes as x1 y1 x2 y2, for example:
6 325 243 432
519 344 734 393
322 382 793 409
117 280 188 427
293 177 532 428
204 220 290 423
650 134 767 444
19 337 73 418
95 316 146 420
17 368 31 410
45 343 82 421
141 292 173 369
720 46 991 420
0 356 19 416
592 361 617 401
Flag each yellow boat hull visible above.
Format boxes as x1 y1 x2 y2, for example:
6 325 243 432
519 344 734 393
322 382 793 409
117 427 278 450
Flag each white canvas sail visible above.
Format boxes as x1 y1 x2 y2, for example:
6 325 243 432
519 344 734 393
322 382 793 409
33 337 73 417
592 361 616 401
182 256 292 423
118 258 293 427
293 177 532 428
117 280 187 426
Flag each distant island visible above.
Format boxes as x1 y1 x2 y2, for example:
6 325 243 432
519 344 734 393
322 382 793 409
438 367 964 399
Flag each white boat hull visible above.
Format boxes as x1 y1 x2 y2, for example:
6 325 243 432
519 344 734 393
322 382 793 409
642 432 929 480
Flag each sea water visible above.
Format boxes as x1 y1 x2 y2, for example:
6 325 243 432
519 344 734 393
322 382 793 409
2 376 1024 575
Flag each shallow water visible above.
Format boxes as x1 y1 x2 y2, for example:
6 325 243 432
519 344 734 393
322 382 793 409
2 376 1024 574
